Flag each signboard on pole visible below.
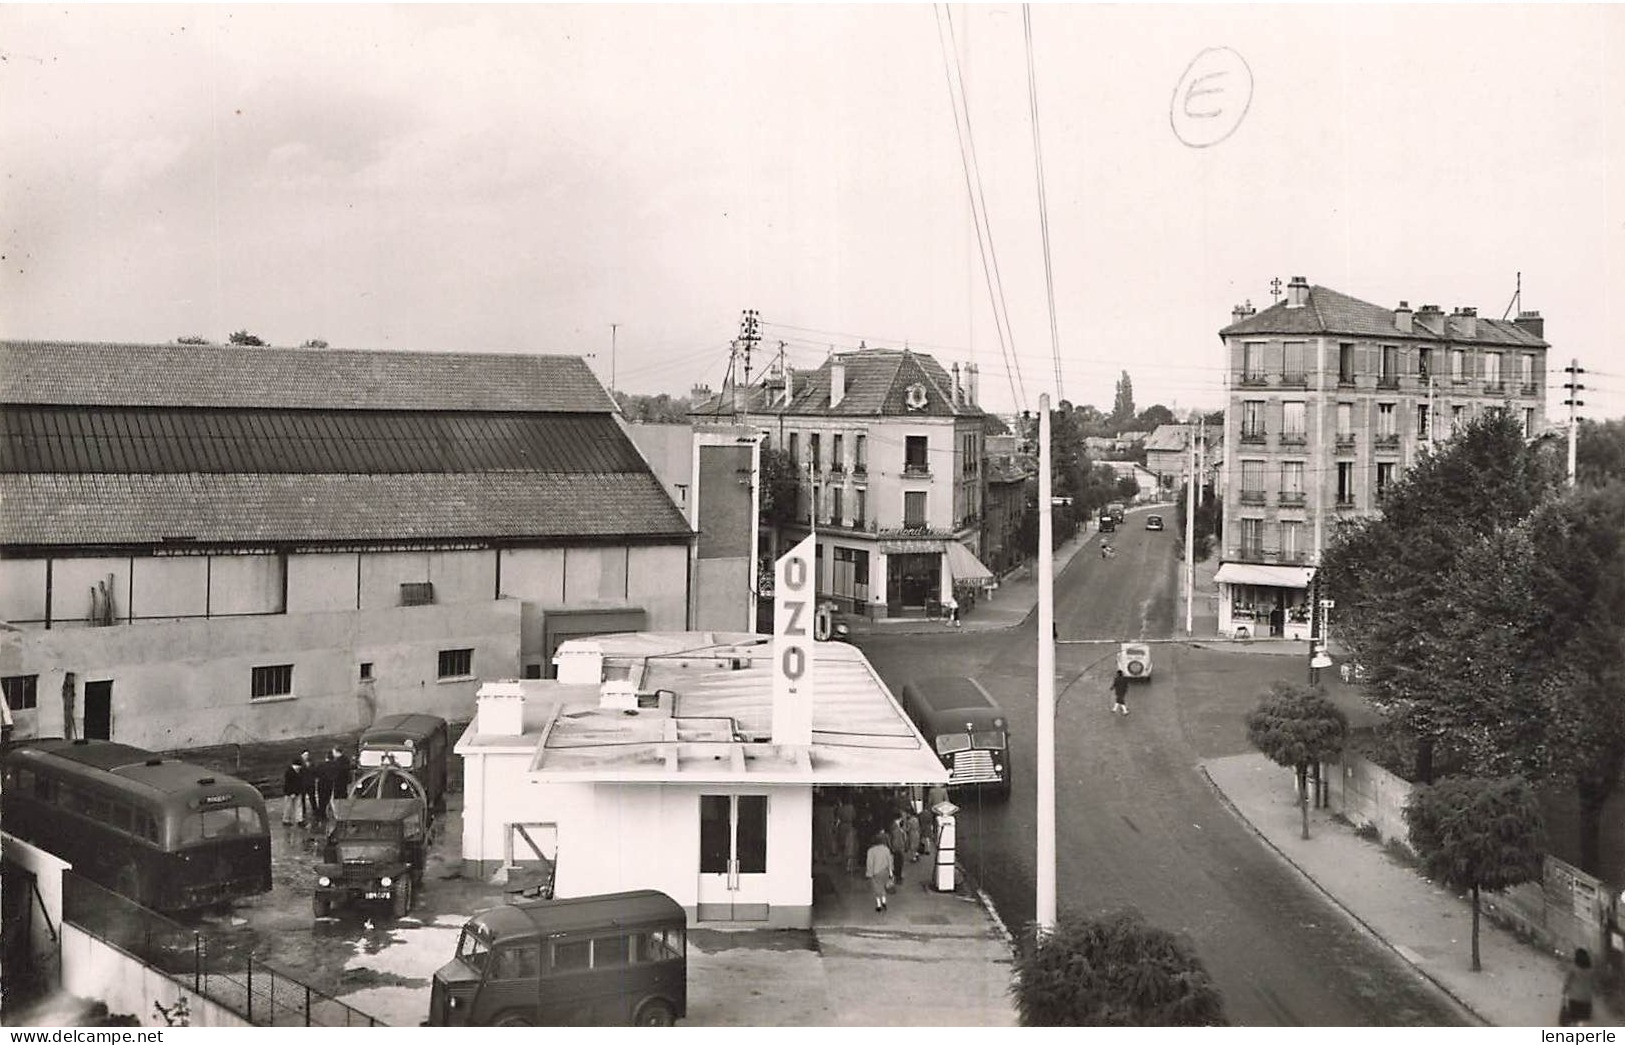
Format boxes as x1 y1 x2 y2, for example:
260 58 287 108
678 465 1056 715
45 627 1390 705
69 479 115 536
771 533 816 746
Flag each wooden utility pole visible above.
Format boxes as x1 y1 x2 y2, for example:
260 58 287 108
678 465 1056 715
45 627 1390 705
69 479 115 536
1036 396 1056 934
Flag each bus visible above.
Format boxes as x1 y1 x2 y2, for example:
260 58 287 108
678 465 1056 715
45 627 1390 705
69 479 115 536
429 889 687 1027
898 676 1012 800
358 713 449 812
0 738 272 912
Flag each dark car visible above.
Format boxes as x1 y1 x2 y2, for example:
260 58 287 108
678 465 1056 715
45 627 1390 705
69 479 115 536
1145 514 1164 531
1099 515 1117 533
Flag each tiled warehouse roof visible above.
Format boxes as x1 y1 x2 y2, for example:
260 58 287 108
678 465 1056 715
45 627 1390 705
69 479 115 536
0 340 617 412
0 472 691 547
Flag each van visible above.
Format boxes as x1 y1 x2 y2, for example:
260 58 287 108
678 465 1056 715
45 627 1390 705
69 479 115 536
357 713 449 812
428 890 688 1027
899 677 1011 800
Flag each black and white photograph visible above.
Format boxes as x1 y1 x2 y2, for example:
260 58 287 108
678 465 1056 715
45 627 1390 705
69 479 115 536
2 2 1623 1030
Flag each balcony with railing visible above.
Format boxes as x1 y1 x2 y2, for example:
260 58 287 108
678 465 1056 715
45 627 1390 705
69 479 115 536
853 462 868 478
1239 489 1267 506
1235 544 1268 563
1338 373 1357 388
828 461 845 475
902 462 932 478
1239 372 1270 387
1334 434 1356 452
1519 383 1538 397
1336 496 1357 510
1277 491 1306 507
1483 381 1506 395
1240 427 1267 445
1377 375 1400 390
1279 430 1307 446
1279 371 1307 389
1374 433 1401 451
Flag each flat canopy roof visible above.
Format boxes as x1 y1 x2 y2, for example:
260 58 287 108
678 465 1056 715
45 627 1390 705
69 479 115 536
457 633 948 787
1213 562 1315 590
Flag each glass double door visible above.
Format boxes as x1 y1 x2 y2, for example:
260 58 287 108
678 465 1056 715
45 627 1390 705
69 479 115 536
696 794 769 921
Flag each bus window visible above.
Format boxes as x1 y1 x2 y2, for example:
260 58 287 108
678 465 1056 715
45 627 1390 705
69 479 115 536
491 943 541 980
181 806 260 844
111 804 133 833
971 730 1007 750
456 931 491 974
552 939 591 972
636 928 684 963
593 934 630 968
935 733 971 756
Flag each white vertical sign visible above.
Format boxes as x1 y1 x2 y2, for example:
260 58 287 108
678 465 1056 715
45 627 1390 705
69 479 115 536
771 533 815 746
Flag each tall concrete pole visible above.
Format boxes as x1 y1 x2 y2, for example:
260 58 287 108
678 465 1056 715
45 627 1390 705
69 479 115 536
1184 425 1196 635
1036 396 1056 934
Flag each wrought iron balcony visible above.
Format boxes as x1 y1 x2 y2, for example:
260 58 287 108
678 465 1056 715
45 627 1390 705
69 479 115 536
1374 434 1401 451
1240 429 1267 445
1277 491 1306 507
1377 376 1400 390
1239 373 1270 387
1334 435 1356 451
902 464 932 478
1483 381 1506 395
1279 432 1307 446
1335 496 1357 510
1279 372 1307 388
1519 383 1538 397
1239 490 1267 506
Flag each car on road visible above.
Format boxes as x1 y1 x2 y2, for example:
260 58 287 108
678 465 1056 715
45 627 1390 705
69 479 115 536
1145 514 1164 531
1117 642 1153 680
1106 501 1126 523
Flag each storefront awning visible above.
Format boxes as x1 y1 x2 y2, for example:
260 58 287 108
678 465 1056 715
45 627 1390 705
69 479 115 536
944 541 995 584
1213 562 1315 589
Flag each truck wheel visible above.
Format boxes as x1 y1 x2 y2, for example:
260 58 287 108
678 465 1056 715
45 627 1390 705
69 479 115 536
634 998 676 1027
392 876 412 919
493 1011 533 1027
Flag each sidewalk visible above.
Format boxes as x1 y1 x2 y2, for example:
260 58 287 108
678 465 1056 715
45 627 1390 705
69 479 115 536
1205 752 1621 1028
684 848 1017 1025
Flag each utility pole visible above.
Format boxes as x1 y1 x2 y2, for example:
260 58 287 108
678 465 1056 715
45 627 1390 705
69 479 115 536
609 323 618 398
1036 395 1056 935
1564 358 1584 487
1184 424 1197 635
739 310 761 392
1426 371 1436 451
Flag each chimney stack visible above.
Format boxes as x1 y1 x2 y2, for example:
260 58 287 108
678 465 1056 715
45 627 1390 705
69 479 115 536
1230 299 1257 324
475 681 527 737
1514 310 1545 339
1453 306 1478 339
967 364 979 407
830 358 846 408
1394 301 1413 334
951 363 963 405
690 383 712 403
1415 304 1446 336
1286 276 1310 309
783 366 795 407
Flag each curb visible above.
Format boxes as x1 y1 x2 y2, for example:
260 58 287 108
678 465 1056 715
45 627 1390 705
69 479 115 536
1197 762 1489 1027
961 863 1016 954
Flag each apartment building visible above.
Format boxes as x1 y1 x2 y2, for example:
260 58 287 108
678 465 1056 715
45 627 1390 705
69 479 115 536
1214 277 1548 639
695 347 993 620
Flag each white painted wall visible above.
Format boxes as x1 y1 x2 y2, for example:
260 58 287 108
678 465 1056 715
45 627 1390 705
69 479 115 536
287 552 357 614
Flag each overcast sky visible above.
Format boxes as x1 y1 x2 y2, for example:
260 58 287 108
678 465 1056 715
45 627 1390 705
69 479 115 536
4 4 1622 420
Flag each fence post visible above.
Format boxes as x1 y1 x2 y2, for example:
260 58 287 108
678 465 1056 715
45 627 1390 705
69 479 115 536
305 984 311 1026
246 954 253 1024
193 931 201 993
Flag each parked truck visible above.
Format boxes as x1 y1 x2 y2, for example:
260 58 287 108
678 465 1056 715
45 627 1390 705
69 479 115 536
313 764 431 920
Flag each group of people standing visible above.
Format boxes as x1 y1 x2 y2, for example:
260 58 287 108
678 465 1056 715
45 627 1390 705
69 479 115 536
280 747 354 827
814 786 948 913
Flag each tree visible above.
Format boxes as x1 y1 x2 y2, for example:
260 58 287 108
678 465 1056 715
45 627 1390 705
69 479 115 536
1404 776 1545 972
1319 411 1560 781
613 391 691 423
755 446 804 532
1429 484 1625 872
1245 682 1349 839
1115 475 1140 500
1135 404 1175 430
1576 418 1625 486
174 335 211 345
1011 910 1226 1026
1110 371 1135 430
228 330 266 346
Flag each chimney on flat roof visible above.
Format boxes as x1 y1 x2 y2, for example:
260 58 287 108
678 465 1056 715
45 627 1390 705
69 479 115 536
966 363 979 407
1453 306 1478 339
830 358 846 408
1286 276 1310 309
475 681 527 737
1514 310 1545 339
1394 301 1413 335
553 641 604 685
782 366 795 407
1230 299 1257 324
1415 304 1446 336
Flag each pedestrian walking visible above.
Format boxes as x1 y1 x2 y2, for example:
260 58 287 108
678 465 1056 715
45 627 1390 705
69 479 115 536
329 745 353 800
300 751 320 822
281 760 305 826
315 751 338 822
887 812 909 887
841 810 860 876
1560 948 1595 1026
904 808 922 863
1111 670 1130 715
865 832 894 911
942 592 959 627
918 802 936 858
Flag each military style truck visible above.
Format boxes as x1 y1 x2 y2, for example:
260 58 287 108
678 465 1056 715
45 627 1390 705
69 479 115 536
313 765 430 920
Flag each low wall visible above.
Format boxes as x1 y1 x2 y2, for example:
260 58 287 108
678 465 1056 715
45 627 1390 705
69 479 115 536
1328 752 1414 855
59 925 248 1028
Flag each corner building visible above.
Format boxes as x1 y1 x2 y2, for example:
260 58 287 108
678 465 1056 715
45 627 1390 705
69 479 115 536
1214 277 1548 639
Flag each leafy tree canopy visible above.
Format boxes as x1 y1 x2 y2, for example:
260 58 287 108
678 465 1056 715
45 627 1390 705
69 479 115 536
1246 682 1349 839
228 330 266 346
756 446 802 529
1134 404 1175 430
174 335 211 345
1110 370 1135 427
1575 418 1625 486
1012 910 1226 1026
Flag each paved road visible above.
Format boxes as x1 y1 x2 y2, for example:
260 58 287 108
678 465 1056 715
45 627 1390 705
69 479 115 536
861 521 1468 1026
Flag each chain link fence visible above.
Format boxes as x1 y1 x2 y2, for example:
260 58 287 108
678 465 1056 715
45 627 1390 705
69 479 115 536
63 873 379 1027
